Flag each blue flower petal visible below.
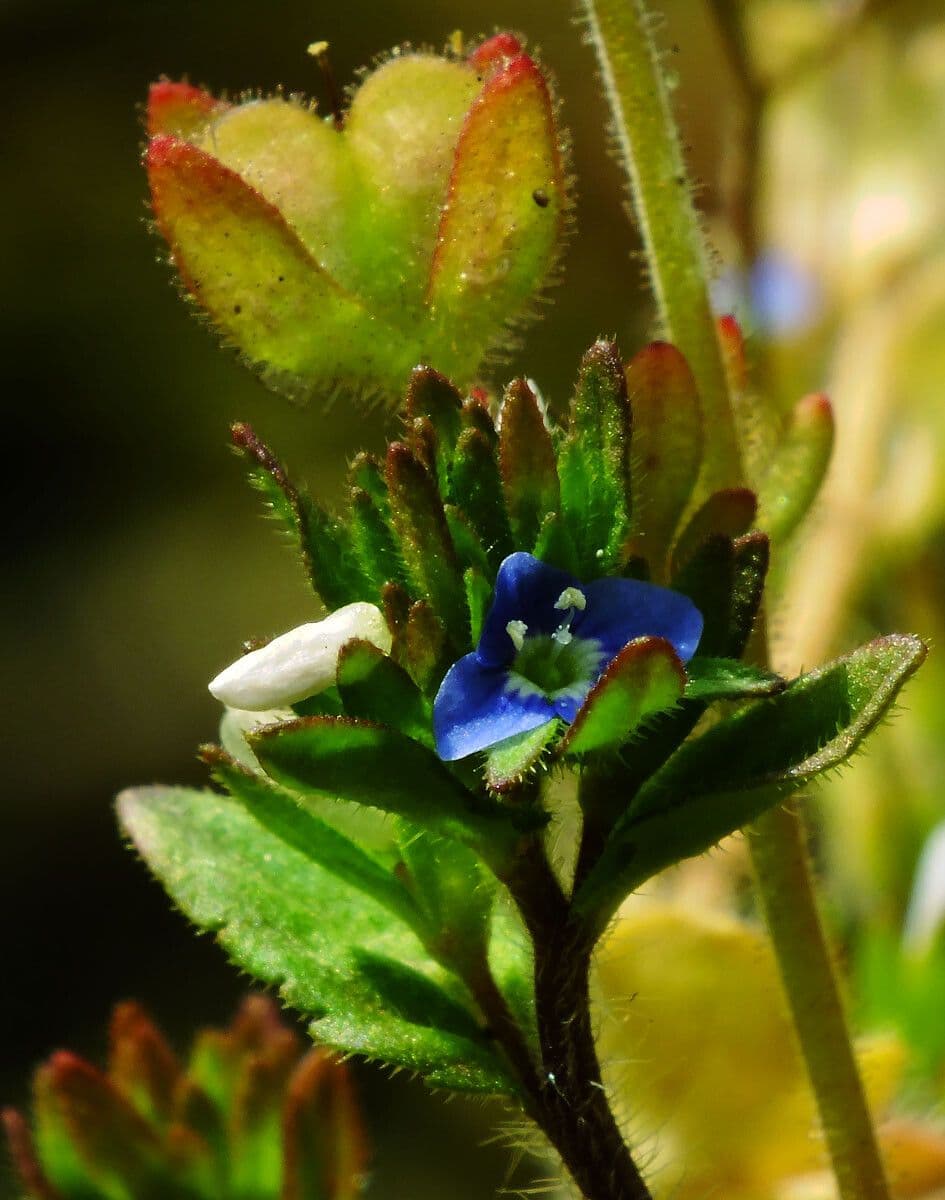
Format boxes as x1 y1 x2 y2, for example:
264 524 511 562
553 690 591 723
476 552 580 668
578 577 703 664
433 651 557 761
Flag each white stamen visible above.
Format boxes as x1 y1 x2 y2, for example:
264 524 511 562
208 602 391 710
554 586 586 612
552 626 573 647
506 619 528 653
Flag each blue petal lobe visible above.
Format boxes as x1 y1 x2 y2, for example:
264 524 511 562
477 552 580 668
433 652 557 761
578 578 703 664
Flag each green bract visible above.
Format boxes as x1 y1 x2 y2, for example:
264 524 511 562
145 35 567 402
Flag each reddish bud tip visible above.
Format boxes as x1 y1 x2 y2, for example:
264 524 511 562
147 80 225 139
795 391 834 427
467 33 523 75
716 315 748 393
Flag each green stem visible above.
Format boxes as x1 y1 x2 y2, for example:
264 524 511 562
750 803 891 1200
580 2 892 1196
578 0 742 494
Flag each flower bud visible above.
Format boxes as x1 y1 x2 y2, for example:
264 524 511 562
145 35 567 401
208 602 391 710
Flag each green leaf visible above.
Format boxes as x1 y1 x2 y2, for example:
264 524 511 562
672 531 769 659
336 638 432 747
204 747 422 932
727 533 770 659
485 720 560 792
488 897 538 1051
464 567 493 646
558 340 633 575
405 366 464 489
575 635 928 928
670 486 757 576
404 601 450 694
757 392 834 543
348 487 408 600
498 378 560 550
445 506 493 579
399 826 496 967
461 397 499 445
533 511 579 575
230 422 303 542
448 428 513 574
229 424 368 610
385 443 468 649
296 495 371 612
684 657 786 702
625 341 703 578
118 786 515 1094
249 718 541 857
560 638 686 757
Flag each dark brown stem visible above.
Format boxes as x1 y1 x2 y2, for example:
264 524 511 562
504 841 653 1200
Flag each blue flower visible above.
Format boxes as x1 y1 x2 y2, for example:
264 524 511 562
433 552 703 761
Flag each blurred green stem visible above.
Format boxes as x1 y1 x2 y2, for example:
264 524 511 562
580 2 892 1197
750 803 892 1200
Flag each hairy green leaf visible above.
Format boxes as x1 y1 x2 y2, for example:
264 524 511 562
118 786 514 1093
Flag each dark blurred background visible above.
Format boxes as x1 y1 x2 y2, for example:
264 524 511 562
1 0 729 1195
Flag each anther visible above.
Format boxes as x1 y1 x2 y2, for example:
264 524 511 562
506 620 528 653
554 587 586 613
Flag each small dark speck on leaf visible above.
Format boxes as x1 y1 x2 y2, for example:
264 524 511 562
278 275 285 282
233 304 242 314
532 188 550 208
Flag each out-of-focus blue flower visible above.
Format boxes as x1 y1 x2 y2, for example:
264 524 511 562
712 251 822 338
433 552 703 761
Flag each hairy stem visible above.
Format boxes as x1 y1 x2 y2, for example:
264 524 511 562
750 803 891 1200
506 842 654 1200
580 1 892 1195
578 0 743 493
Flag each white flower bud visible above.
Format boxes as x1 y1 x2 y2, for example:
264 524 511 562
208 602 391 710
